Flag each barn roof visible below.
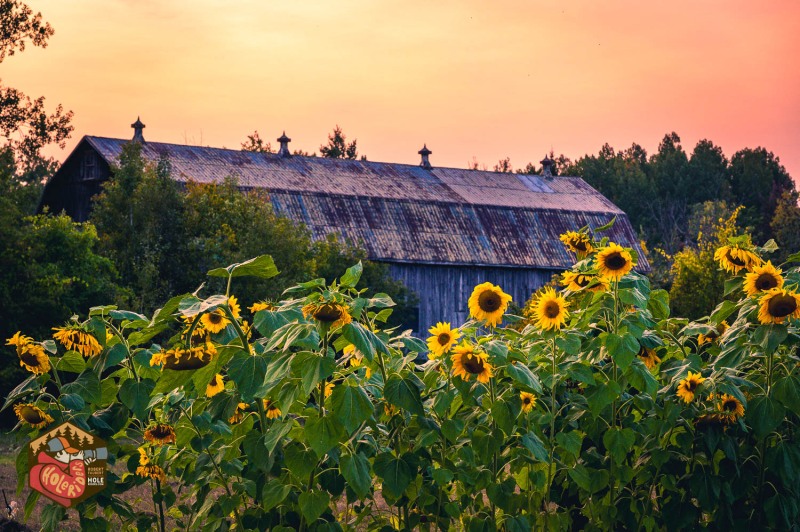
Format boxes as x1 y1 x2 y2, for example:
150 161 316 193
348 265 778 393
73 136 650 269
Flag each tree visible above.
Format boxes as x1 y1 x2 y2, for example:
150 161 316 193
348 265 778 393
770 191 800 263
241 130 272 153
320 125 358 160
648 133 691 252
687 139 731 204
493 157 512 173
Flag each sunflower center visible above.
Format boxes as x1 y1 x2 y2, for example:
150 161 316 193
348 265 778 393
313 304 343 322
19 350 42 367
207 312 224 324
686 380 698 392
21 406 43 424
522 397 531 405
478 291 502 312
604 252 627 270
152 426 171 438
572 239 588 252
725 250 746 267
575 275 591 287
461 353 485 374
437 333 451 346
723 400 738 412
543 301 561 319
755 274 779 291
768 294 797 318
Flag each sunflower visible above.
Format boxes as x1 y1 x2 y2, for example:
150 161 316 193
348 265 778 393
559 231 595 259
302 301 353 330
150 343 217 370
249 301 274 313
714 244 762 274
11 337 50 375
206 374 225 397
698 321 730 346
468 282 513 327
451 342 494 383
227 296 241 319
595 243 635 281
520 392 537 413
637 346 661 370
343 344 364 368
137 447 150 466
534 287 569 331
324 382 335 398
52 325 103 357
560 271 610 293
201 309 230 334
743 261 783 297
758 288 800 325
229 402 249 424
676 371 705 404
263 399 282 419
426 322 461 358
181 315 208 339
143 423 177 445
136 463 166 482
716 393 745 424
14 403 53 429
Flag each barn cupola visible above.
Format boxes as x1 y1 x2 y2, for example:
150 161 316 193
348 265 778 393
131 117 145 143
418 144 432 170
277 132 291 158
540 154 555 179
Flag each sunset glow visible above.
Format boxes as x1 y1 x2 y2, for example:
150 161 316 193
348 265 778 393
5 0 799 177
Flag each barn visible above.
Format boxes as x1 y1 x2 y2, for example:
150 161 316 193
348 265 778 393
40 120 649 331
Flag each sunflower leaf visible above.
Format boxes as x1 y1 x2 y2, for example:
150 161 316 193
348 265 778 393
61 369 102 405
119 378 156 420
340 452 372 499
385 373 424 416
207 254 279 279
2 375 39 411
748 396 785 438
506 362 543 394
291 351 335 396
298 490 330 524
373 452 414 499
594 216 616 233
305 416 345 458
178 295 228 318
329 381 373 434
228 351 268 402
339 261 363 288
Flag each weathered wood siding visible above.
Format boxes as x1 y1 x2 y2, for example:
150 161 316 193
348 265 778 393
388 263 557 332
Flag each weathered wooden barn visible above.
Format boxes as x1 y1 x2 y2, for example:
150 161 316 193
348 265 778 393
40 120 649 331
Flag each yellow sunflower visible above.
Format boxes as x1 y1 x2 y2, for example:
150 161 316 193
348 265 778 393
595 243 635 281
136 463 166 482
150 343 217 370
637 347 661 370
206 374 225 397
249 301 274 313
758 288 800 325
181 315 208 339
229 402 249 424
520 392 537 413
138 447 150 466
52 325 103 357
451 342 494 384
559 231 595 259
560 271 610 293
534 287 569 331
12 339 50 375
714 244 762 274
227 296 241 319
676 371 706 404
263 399 282 419
201 309 230 334
143 423 177 445
716 393 745 424
426 322 461 358
468 282 513 327
698 321 729 346
13 403 53 429
324 382 335 398
743 261 783 297
302 301 353 330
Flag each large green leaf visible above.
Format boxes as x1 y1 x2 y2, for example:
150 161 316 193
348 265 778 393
207 254 279 279
329 381 373 433
61 369 101 404
261 479 291 511
373 452 414 498
774 375 800 414
521 432 548 461
603 427 636 462
506 362 543 394
625 359 658 396
55 351 85 373
298 490 330 524
304 416 345 458
263 419 293 454
178 294 228 317
228 351 267 401
339 261 363 288
291 352 336 396
284 443 317 479
118 378 155 420
605 333 638 371
342 322 388 362
152 369 194 395
340 452 372 499
384 374 424 415
568 465 609 494
748 396 786 438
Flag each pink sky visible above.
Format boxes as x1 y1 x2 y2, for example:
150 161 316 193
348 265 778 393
5 1 800 178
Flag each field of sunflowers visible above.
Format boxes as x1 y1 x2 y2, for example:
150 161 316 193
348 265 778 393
5 225 800 531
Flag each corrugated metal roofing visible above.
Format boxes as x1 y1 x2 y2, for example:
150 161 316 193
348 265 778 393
83 136 648 270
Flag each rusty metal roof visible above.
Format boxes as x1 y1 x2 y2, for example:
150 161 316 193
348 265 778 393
84 136 649 270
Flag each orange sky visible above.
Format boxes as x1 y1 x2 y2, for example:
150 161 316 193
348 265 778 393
5 1 800 179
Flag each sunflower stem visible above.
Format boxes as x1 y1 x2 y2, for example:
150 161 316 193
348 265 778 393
107 321 138 383
154 478 166 532
545 336 558 518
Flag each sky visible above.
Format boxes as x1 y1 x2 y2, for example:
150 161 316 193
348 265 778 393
5 0 800 178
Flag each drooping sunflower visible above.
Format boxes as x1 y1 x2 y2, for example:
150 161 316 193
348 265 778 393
263 399 282 419
426 322 461 358
7 333 50 375
714 243 762 274
520 392 537 413
534 287 569 331
698 321 729 346
14 403 53 429
595 243 635 281
468 282 512 327
743 261 783 297
143 423 177 445
716 393 745 424
150 342 217 370
136 463 167 482
249 301 274 313
229 402 249 424
758 288 800 325
52 325 103 357
451 342 494 384
559 231 595 259
637 346 661 370
302 301 353 330
676 371 706 404
560 271 610 293
206 374 225 397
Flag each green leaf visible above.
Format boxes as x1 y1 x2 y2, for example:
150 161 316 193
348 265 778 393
329 382 373 434
748 396 786 438
603 428 636 462
774 376 800 414
625 359 658 396
298 490 330 524
384 374 424 415
587 381 621 416
178 294 228 318
305 416 346 458
342 322 388 362
291 352 335 396
103 343 129 370
263 419 293 454
568 465 609 494
711 299 739 323
568 363 595 386
55 351 86 373
648 289 670 320
109 310 147 322
119 378 155 420
41 503 66 531
284 443 317 479
373 452 414 498
594 216 616 233
340 452 372 499
153 368 195 395
491 401 514 435
506 362 543 394
367 293 395 308
61 369 101 404
619 287 647 308
723 277 744 297
228 351 268 402
605 333 638 371
521 432 548 461
261 479 291 511
556 333 582 356
556 431 583 457
441 419 464 443
207 254 279 279
340 261 363 288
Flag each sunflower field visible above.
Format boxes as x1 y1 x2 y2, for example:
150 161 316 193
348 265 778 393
5 226 800 531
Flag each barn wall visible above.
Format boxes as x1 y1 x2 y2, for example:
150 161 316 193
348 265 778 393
387 262 557 332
